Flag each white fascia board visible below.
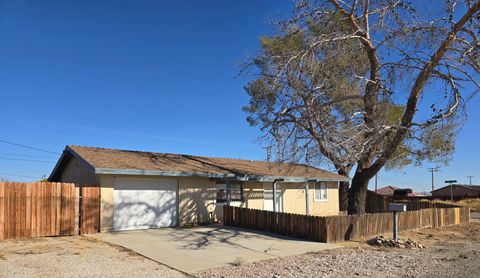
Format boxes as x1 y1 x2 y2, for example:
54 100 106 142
94 168 349 183
95 167 236 179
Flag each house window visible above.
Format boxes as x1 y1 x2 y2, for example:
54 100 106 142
216 187 227 203
314 182 328 201
216 183 243 203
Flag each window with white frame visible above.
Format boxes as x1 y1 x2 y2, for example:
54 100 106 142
314 182 328 201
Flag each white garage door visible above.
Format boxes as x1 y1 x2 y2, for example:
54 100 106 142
113 177 178 231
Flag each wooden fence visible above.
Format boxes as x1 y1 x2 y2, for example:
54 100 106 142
80 185 100 234
223 205 470 243
324 206 470 242
0 182 100 240
366 190 458 213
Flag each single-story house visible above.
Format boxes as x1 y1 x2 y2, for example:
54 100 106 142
49 145 348 232
432 184 480 198
376 186 423 197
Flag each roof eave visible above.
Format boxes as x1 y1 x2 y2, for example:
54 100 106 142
95 168 237 179
94 167 349 182
48 146 96 182
48 150 71 182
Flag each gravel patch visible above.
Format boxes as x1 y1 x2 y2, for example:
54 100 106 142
196 248 445 278
0 236 186 278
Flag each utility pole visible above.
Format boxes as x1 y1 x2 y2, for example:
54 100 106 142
427 168 439 193
467 176 474 186
375 174 378 193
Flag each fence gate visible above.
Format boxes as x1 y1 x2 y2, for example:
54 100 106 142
80 185 100 234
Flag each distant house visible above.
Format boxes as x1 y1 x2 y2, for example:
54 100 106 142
376 186 422 197
431 184 480 198
49 145 348 232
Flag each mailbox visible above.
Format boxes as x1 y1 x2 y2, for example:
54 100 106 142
388 203 407 212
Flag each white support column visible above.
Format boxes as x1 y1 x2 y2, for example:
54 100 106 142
272 180 276 213
305 182 310 215
226 179 232 206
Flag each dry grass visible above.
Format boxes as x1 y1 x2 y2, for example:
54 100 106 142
415 198 480 212
456 199 480 212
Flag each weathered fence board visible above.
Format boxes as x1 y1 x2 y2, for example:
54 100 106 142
81 185 100 234
224 205 471 243
0 182 100 240
0 183 4 240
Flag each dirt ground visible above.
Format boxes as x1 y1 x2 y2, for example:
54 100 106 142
1 221 479 277
196 221 480 278
0 236 186 278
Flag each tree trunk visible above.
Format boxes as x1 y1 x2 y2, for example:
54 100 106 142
347 173 370 215
339 181 349 212
337 169 350 212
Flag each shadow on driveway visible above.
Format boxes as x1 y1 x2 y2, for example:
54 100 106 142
87 224 338 274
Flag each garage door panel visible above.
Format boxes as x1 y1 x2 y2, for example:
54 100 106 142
113 178 178 231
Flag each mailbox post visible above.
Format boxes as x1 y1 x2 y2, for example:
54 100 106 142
387 203 407 240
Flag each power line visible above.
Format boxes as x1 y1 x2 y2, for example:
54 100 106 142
0 139 60 155
0 172 40 179
0 156 55 163
0 152 57 159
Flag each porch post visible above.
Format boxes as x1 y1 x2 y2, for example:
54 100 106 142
226 179 232 206
305 182 310 215
272 180 276 213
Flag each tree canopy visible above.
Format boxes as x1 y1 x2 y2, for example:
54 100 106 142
244 0 480 213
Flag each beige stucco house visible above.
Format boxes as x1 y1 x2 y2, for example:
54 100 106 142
49 145 348 232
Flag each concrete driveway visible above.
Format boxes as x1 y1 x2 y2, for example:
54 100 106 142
88 225 337 274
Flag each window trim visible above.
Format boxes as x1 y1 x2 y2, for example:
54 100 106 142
313 182 328 202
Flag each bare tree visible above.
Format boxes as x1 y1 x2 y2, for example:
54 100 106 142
244 0 480 213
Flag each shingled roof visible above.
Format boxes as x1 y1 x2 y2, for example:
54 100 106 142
431 184 480 193
49 145 348 182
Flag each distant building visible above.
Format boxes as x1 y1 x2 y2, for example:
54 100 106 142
431 184 480 198
376 186 423 197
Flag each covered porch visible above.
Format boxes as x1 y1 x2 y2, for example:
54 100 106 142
212 176 342 219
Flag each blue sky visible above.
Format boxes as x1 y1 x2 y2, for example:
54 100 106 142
0 0 478 192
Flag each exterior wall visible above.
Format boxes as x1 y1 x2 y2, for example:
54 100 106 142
99 175 114 232
309 181 339 216
282 183 307 214
60 157 99 186
282 182 339 216
244 182 264 210
178 177 216 226
95 174 340 231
